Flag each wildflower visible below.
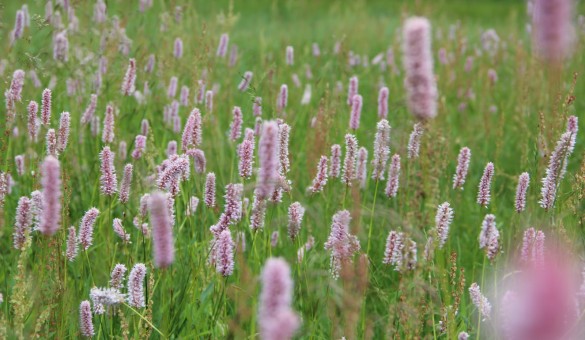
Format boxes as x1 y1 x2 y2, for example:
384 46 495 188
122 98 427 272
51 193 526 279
150 192 174 268
371 119 391 180
477 162 494 206
515 172 530 213
238 71 253 91
14 155 24 176
385 154 401 198
287 202 305 240
78 208 100 250
347 76 358 106
285 46 294 65
13 196 32 250
131 135 147 159
341 134 358 186
469 283 491 320
46 129 57 156
453 147 471 189
127 263 147 308
27 101 39 142
57 112 70 152
102 105 115 144
256 121 280 199
40 156 62 235
259 258 300 340
324 210 361 279
215 230 235 276
407 123 424 159
356 147 368 188
238 134 255 179
479 214 499 261
121 58 136 95
253 97 262 117
532 0 573 62
277 84 288 113
81 94 98 125
113 218 131 243
435 202 453 249
230 106 243 141
250 190 267 231
216 33 229 57
204 173 216 208
79 301 94 337
349 94 362 130
41 88 52 125
378 87 389 119
403 17 438 120
308 156 328 193
53 31 69 62
100 146 118 196
66 226 78 261
90 287 125 314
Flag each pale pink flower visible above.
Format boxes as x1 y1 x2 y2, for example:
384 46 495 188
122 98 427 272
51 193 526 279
407 123 424 159
308 156 328 193
99 146 118 196
453 147 471 189
385 154 401 197
477 162 495 206
515 172 530 213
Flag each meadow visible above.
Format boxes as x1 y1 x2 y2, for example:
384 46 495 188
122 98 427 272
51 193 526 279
1 0 585 339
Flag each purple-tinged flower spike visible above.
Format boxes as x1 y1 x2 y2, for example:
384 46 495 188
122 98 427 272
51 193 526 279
435 202 453 249
458 332 469 340
53 31 68 62
383 231 404 268
520 228 545 265
181 113 195 150
532 0 574 62
78 208 99 250
205 90 213 113
215 230 235 276
385 154 401 198
11 10 25 43
378 87 389 119
186 148 206 173
308 156 328 193
324 210 361 279
479 214 499 261
287 202 305 240
341 134 359 186
14 155 25 176
9 69 25 101
81 94 98 125
79 300 94 337
118 141 127 160
407 123 424 159
167 141 177 157
330 144 342 178
229 44 238 67
41 88 52 125
349 94 363 130
223 183 244 224
57 112 70 152
94 0 107 22
278 123 291 174
259 258 300 340
371 119 391 180
110 264 127 290
204 172 216 208
277 84 288 113
403 239 418 271
174 37 183 58
180 86 189 106
102 105 115 144
250 190 267 231
40 156 62 235
157 155 190 197
131 135 147 159
167 76 178 98
356 147 368 188
127 263 147 307
238 136 255 179
113 218 131 243
66 226 78 261
216 33 229 58
0 173 7 208
402 17 438 120
46 129 57 156
477 162 494 207
285 45 294 65
469 283 491 320
540 117 578 209
13 196 32 250
347 76 358 106
27 101 39 142
30 190 42 230
186 196 199 216
253 97 262 117
515 172 530 213
256 121 280 199
99 146 118 196
230 106 243 141
150 192 174 268
121 58 136 95
453 147 471 189
238 71 253 92
141 119 149 136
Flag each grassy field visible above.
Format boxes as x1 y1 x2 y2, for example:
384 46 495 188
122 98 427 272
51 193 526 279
1 0 584 339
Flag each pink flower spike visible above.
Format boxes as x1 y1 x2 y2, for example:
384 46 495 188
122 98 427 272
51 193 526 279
453 147 471 190
385 154 401 198
407 123 424 159
378 86 389 119
39 156 62 235
238 71 253 92
119 164 133 204
121 58 136 95
57 112 70 152
99 146 118 196
229 106 243 141
150 192 175 268
215 230 235 276
41 88 52 125
349 94 362 130
217 33 229 58
79 300 94 337
515 172 530 213
78 208 100 250
127 263 147 307
477 162 494 207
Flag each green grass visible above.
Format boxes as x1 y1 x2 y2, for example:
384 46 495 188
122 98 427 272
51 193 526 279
1 0 584 339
